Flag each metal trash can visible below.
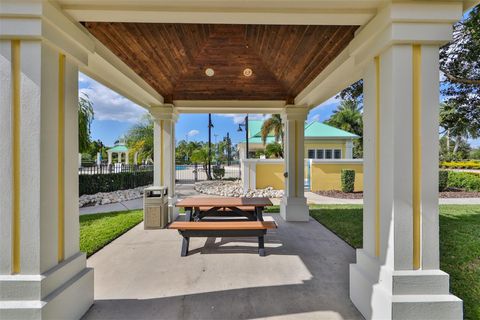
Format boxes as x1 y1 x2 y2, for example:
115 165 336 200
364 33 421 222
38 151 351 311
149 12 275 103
143 186 168 229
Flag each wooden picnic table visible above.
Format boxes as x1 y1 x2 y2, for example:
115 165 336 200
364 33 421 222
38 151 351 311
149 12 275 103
172 197 275 256
176 197 273 222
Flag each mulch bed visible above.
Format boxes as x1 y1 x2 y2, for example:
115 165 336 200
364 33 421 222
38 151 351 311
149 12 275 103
314 188 480 199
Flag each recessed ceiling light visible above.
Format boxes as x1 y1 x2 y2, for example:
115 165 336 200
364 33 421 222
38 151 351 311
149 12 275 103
205 68 214 77
243 68 253 77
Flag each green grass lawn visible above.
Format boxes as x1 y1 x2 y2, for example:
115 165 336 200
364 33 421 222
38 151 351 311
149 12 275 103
308 204 480 320
80 210 143 257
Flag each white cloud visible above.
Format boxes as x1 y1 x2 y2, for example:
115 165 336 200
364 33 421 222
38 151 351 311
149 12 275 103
187 129 199 137
310 114 321 122
316 95 341 108
79 73 148 123
218 113 269 124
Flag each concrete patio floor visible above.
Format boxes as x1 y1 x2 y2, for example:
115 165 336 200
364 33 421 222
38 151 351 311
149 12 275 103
82 214 363 320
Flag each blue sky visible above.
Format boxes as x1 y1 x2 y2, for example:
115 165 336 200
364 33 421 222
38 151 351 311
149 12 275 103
79 73 479 148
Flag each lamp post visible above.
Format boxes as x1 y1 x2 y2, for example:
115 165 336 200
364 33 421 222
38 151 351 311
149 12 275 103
237 115 249 159
208 113 214 179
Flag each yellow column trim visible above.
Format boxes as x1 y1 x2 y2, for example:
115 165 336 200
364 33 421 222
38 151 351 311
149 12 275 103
160 120 164 185
12 40 21 274
412 44 422 270
58 54 65 262
374 56 381 258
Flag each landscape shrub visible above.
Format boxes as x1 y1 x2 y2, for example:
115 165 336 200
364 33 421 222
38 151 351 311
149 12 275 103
79 171 153 195
440 160 480 170
341 169 355 193
447 171 480 192
212 167 225 180
439 170 449 192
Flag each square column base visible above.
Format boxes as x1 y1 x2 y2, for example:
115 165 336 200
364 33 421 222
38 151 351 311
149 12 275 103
350 249 463 320
280 196 309 222
0 252 93 320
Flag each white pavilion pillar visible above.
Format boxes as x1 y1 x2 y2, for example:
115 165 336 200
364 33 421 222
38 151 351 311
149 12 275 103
134 152 138 165
125 152 130 164
349 4 463 319
107 151 112 165
280 105 309 222
151 105 178 222
0 12 93 318
117 152 122 163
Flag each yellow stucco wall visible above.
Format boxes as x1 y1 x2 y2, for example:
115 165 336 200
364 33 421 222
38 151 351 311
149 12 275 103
253 161 363 191
304 140 347 158
256 163 284 189
310 163 363 191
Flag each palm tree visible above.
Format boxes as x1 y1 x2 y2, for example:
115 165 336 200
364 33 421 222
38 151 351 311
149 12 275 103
190 146 213 180
78 93 94 153
325 100 363 157
261 114 283 145
125 115 154 163
325 100 363 136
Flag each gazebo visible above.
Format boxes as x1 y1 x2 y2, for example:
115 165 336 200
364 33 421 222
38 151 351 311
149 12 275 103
0 1 475 319
106 141 129 165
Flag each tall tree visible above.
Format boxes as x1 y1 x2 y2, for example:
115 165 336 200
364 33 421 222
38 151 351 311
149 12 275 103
125 115 154 163
260 114 283 145
440 102 480 153
325 100 363 157
78 93 94 153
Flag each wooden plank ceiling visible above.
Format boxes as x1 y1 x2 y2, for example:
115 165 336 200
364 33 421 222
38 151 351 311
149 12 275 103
84 23 358 102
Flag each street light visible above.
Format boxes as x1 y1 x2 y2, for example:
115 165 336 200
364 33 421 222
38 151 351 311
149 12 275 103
237 115 249 159
208 114 214 179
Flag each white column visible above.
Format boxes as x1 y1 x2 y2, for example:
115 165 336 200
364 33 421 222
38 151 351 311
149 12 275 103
108 151 112 165
96 152 101 166
78 153 82 168
280 105 309 222
125 152 129 164
134 152 138 165
0 19 93 318
117 152 122 163
241 159 257 193
345 140 353 159
350 9 463 317
151 105 178 222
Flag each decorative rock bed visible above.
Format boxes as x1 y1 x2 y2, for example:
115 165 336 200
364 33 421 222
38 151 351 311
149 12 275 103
79 185 151 207
194 180 283 198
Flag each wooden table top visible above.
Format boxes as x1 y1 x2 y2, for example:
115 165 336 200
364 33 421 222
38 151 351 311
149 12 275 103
176 197 273 208
169 221 277 230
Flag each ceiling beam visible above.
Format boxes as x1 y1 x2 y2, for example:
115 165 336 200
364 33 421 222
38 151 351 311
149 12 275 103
173 100 286 114
63 6 375 25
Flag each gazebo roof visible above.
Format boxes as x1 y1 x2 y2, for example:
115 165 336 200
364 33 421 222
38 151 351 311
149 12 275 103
107 145 129 153
243 119 358 144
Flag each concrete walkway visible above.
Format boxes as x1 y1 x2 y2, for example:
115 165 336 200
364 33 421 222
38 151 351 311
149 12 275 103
82 214 362 320
80 184 206 215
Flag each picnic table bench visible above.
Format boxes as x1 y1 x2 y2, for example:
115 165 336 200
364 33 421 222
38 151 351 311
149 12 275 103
169 197 276 256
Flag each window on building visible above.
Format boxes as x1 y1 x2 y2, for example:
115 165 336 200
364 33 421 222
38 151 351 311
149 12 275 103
334 149 342 159
325 149 333 159
307 149 315 159
316 149 324 159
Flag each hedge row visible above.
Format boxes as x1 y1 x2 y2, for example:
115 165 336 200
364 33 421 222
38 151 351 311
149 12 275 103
79 171 153 195
446 171 480 192
440 160 480 170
